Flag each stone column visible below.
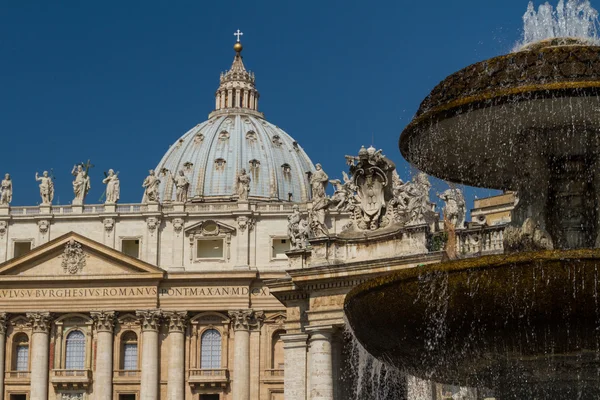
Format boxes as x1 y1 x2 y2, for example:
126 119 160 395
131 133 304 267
137 310 162 400
165 311 187 400
249 92 255 110
229 310 263 400
227 89 233 108
0 313 7 400
307 327 334 400
91 311 115 400
27 312 52 400
282 333 308 400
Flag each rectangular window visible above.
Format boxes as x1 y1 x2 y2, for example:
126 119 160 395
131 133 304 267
118 395 136 400
15 345 28 371
200 395 219 400
123 343 138 370
271 238 289 259
121 239 140 258
13 242 32 258
10 395 27 400
196 239 224 259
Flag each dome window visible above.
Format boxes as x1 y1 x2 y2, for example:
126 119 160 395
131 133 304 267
249 159 260 170
246 131 257 143
194 133 204 144
292 141 300 151
183 161 194 172
218 131 230 141
282 163 292 175
215 158 227 170
176 138 185 148
272 135 283 147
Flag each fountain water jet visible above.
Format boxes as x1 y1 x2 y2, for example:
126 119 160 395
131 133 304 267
345 1 600 398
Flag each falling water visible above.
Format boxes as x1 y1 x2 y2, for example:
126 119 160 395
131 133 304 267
513 0 600 51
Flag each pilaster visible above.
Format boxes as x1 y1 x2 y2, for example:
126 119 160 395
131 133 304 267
91 311 115 400
282 333 309 400
137 310 161 400
27 312 52 400
0 313 7 400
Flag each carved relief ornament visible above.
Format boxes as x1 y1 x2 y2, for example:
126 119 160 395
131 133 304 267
38 220 49 234
228 310 265 331
61 239 87 275
136 310 162 331
0 313 7 335
147 217 161 234
91 311 116 332
237 216 255 232
103 218 115 233
172 218 184 234
0 221 6 237
164 311 188 333
27 312 52 333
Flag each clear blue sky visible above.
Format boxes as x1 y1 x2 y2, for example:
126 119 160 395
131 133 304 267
0 0 535 207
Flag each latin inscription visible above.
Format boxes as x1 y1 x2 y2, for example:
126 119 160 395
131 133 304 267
0 286 269 299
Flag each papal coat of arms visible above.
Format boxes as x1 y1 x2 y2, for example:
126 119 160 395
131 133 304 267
61 239 87 274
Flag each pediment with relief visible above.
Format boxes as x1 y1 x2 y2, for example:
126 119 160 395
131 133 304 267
184 220 236 237
0 232 164 279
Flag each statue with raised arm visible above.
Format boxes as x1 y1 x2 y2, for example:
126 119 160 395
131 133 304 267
102 169 120 204
236 169 251 201
171 170 190 203
35 171 54 205
72 164 91 205
0 174 12 205
142 169 161 203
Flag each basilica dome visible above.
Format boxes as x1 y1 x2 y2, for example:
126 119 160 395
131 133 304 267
151 40 315 203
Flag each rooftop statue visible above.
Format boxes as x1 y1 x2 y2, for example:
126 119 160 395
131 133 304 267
287 205 309 250
102 169 120 204
0 173 12 206
35 171 54 206
236 169 251 201
437 186 466 229
309 163 330 237
142 170 160 204
170 170 190 203
72 162 92 206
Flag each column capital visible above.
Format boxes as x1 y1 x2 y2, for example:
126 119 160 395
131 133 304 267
91 311 116 332
163 311 188 333
136 309 162 332
26 312 52 333
228 309 265 331
306 325 335 342
0 312 8 335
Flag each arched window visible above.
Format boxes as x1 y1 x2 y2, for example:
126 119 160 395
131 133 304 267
121 331 138 370
65 330 86 370
13 333 29 371
200 329 221 369
272 331 285 369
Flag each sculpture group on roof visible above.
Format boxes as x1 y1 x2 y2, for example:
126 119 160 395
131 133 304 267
287 146 452 250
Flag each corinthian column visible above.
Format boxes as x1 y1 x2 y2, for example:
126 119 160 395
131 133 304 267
91 311 115 400
137 310 162 400
228 310 263 400
165 311 187 400
0 313 7 400
27 312 52 400
307 326 334 400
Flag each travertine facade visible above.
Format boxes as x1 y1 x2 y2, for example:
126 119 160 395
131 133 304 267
0 34 509 400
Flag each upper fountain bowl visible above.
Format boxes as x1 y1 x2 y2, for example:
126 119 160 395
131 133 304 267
399 43 600 190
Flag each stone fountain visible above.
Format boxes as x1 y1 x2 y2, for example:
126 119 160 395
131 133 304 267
345 1 600 398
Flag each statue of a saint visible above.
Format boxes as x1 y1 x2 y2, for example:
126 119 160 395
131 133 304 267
35 171 54 205
288 205 309 249
102 169 120 204
72 164 91 205
310 163 329 200
0 174 12 205
171 170 190 203
142 169 161 203
236 169 251 201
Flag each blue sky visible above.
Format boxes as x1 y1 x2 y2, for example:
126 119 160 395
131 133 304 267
0 0 537 207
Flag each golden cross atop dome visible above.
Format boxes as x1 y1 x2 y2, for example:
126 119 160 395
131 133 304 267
234 29 243 43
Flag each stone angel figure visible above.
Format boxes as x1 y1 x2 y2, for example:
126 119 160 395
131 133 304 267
329 171 356 212
72 164 91 205
236 169 251 201
102 169 120 204
169 169 190 203
142 169 161 203
35 171 54 205
0 173 12 205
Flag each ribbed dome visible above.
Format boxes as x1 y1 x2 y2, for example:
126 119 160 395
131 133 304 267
150 37 316 203
153 113 315 202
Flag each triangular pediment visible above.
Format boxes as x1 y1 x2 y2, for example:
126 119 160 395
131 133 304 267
0 232 164 280
184 220 236 236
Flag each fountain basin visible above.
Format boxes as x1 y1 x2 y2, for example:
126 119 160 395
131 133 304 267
345 249 600 397
399 44 600 190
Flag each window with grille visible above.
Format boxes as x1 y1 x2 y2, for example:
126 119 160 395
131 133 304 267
13 334 29 371
121 331 138 370
200 329 221 369
65 330 86 369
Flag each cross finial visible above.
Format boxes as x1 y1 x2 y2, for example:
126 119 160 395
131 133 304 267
234 29 244 42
